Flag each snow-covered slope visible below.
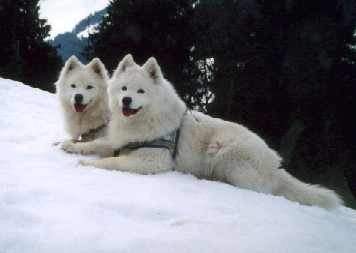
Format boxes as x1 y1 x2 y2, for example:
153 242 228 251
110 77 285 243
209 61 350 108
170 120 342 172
0 78 356 253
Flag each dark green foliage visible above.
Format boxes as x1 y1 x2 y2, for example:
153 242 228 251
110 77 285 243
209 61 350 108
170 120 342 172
0 0 62 92
192 0 356 205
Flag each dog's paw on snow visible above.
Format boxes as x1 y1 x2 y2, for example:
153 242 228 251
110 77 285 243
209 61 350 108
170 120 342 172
61 141 92 155
78 160 92 167
61 140 79 153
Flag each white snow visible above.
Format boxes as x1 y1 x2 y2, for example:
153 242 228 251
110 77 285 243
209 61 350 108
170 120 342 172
77 23 100 39
0 77 356 253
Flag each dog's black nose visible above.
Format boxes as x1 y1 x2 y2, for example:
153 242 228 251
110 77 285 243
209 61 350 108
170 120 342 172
122 97 132 106
75 94 83 104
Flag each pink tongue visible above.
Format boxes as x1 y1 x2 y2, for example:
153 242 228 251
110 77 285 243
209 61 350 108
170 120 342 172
75 104 86 112
122 108 137 117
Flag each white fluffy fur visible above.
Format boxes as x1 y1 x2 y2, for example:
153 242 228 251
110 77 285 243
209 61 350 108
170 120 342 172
62 54 343 209
56 56 110 141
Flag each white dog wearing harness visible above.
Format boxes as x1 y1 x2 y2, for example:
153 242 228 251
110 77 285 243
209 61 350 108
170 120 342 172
62 54 342 209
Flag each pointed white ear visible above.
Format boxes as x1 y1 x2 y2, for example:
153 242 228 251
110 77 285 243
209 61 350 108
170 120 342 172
143 57 162 81
87 58 108 80
63 55 82 74
113 54 135 77
57 56 83 83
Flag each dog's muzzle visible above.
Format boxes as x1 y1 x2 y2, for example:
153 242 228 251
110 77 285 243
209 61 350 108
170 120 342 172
121 96 141 117
122 106 142 117
74 94 87 112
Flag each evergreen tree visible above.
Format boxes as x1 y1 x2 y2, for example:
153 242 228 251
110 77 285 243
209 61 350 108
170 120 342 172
193 0 356 204
0 0 62 92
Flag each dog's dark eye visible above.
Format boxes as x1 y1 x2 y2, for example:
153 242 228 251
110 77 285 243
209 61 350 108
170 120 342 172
122 86 127 91
71 84 76 88
137 89 145 94
87 85 93 90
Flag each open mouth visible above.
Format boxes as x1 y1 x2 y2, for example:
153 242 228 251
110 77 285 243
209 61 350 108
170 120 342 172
74 103 87 112
122 106 142 117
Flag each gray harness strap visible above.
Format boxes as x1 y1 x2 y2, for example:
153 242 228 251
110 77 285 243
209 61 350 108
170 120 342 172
114 109 187 158
114 129 180 157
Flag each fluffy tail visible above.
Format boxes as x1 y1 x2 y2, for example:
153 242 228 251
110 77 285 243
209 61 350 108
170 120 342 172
272 169 343 209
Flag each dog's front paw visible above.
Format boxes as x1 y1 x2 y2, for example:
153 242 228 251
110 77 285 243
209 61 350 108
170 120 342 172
61 140 80 154
79 160 94 167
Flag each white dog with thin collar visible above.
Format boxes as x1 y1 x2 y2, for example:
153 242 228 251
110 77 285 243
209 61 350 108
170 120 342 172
56 56 110 143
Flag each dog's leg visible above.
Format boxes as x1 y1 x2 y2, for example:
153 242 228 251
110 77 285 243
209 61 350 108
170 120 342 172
53 139 77 146
212 154 268 193
209 141 274 193
211 142 342 208
61 138 114 157
79 150 173 174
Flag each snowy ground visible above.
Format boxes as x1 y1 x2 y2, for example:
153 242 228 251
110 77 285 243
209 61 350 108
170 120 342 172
0 78 356 253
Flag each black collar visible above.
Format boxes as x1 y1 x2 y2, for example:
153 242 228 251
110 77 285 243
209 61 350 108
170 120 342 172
80 124 106 142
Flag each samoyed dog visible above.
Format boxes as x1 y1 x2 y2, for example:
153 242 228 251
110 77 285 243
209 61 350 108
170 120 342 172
62 54 342 209
56 56 110 142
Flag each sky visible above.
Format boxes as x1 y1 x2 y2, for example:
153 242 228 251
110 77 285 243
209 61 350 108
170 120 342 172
39 0 110 38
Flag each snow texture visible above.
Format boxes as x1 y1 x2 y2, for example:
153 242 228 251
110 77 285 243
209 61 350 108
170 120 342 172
77 23 100 39
0 78 356 253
